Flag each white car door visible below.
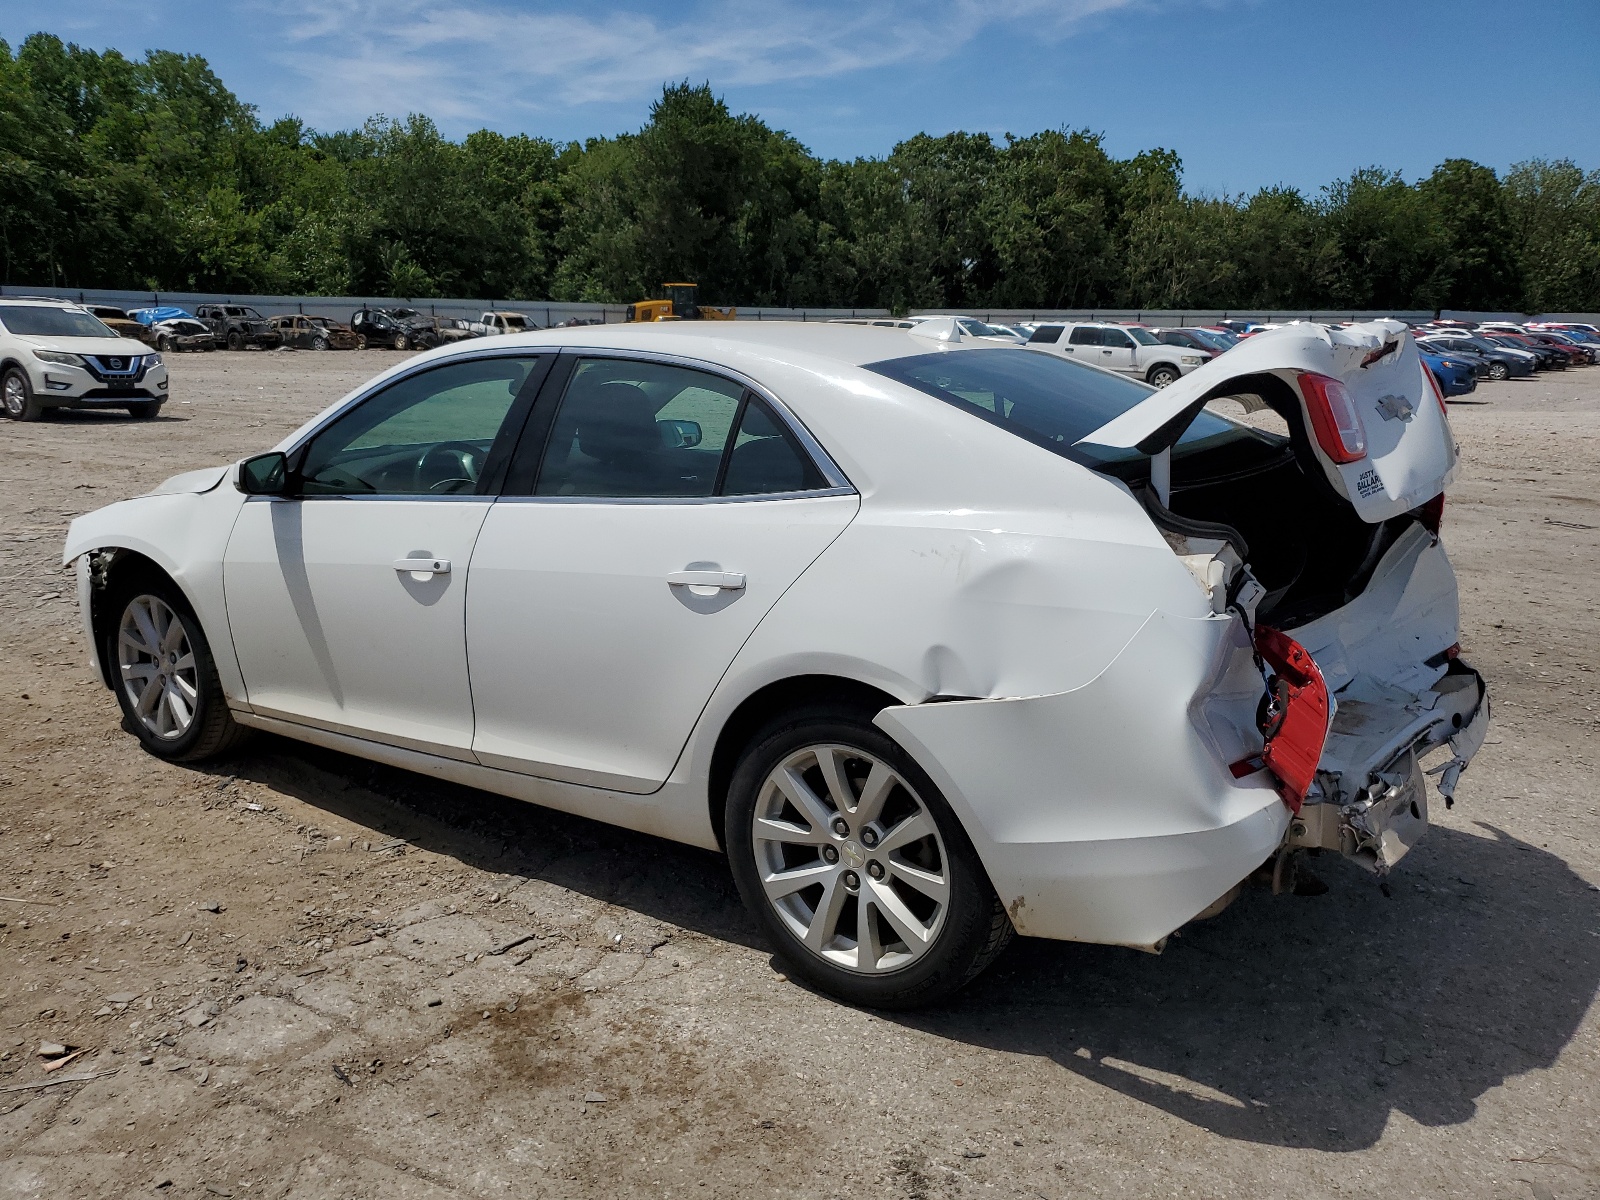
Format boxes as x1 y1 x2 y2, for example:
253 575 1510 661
466 354 858 792
1097 326 1138 374
223 354 549 756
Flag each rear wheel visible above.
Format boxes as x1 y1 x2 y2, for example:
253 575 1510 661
1147 364 1181 388
2 366 43 421
355 334 368 350
725 706 1012 1009
109 579 247 761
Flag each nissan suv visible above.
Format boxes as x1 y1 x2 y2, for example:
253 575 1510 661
0 299 169 420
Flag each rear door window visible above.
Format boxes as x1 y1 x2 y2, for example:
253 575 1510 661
1067 327 1102 346
517 358 830 499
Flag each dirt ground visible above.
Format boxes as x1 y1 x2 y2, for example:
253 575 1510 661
1 346 1597 1200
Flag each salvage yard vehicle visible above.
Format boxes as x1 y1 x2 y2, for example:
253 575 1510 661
431 316 480 344
1026 320 1207 387
151 318 217 353
64 319 1487 1008
269 314 359 351
0 298 168 420
196 304 282 351
1418 333 1534 380
1420 350 1479 396
351 308 437 351
84 304 156 345
471 311 533 337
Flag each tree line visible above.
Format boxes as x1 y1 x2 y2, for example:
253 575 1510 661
2 33 1598 313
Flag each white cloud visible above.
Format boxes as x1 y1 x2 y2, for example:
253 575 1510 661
250 0 1143 133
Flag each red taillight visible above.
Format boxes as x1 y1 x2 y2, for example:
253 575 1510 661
1297 372 1367 463
1418 492 1445 534
1421 361 1449 416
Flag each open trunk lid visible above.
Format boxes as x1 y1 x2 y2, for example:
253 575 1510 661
1075 320 1458 523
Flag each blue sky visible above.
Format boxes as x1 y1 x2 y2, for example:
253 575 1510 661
4 0 1596 196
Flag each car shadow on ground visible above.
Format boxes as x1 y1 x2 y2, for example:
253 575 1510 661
206 739 1599 1153
209 733 765 952
902 821 1600 1151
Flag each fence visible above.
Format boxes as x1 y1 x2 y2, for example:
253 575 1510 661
0 285 1588 327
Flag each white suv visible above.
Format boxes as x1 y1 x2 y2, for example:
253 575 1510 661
0 298 170 420
1025 322 1208 387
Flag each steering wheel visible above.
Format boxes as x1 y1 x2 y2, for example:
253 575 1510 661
414 440 483 494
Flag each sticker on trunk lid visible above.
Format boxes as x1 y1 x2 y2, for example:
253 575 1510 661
1355 467 1385 499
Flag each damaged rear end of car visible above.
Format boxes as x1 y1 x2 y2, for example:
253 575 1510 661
1078 319 1490 886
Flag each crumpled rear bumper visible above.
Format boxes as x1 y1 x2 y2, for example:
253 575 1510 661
1290 661 1488 873
876 609 1290 949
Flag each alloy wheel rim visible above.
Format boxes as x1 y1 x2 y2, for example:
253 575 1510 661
117 595 199 740
4 375 23 413
752 744 950 974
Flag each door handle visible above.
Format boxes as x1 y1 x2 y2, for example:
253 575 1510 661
667 570 745 591
1102 349 1113 355
393 557 450 576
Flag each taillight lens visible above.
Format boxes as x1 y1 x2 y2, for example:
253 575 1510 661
1418 492 1444 534
1298 372 1367 463
1421 361 1449 415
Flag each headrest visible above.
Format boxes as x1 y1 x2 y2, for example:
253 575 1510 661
575 381 661 463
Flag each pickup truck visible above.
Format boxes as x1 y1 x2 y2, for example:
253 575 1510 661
471 311 533 336
1026 322 1209 387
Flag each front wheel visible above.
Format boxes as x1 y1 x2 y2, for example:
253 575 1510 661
2 366 43 421
126 401 162 419
1147 364 1181 388
725 707 1012 1009
1488 361 1509 381
109 580 247 761
392 332 408 351
312 335 329 351
226 331 243 351
157 334 174 352
355 334 368 350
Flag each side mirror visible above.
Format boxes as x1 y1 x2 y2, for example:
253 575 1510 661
659 419 702 448
237 451 290 496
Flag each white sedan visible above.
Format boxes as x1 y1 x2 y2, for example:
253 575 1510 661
65 319 1488 1007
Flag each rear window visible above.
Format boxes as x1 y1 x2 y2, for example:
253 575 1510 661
863 348 1271 468
0 304 115 338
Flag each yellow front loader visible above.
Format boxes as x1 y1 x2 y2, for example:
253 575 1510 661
626 282 736 322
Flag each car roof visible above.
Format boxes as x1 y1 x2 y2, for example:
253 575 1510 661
426 317 1028 369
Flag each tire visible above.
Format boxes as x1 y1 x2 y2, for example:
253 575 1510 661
1147 364 1181 388
106 574 249 762
157 334 173 352
2 365 43 421
125 401 162 419
312 335 329 351
1487 361 1508 381
355 334 368 350
227 331 243 351
392 333 408 351
725 705 1013 1009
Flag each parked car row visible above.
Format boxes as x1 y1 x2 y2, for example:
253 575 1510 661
28 301 549 354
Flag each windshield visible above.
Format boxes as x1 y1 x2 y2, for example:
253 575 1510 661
1126 327 1159 345
864 348 1274 468
0 304 116 338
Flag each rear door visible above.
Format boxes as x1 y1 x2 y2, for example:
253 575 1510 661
465 353 857 792
1076 320 1457 523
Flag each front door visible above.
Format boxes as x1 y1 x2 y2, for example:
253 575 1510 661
466 355 858 791
223 354 547 756
1098 326 1137 373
